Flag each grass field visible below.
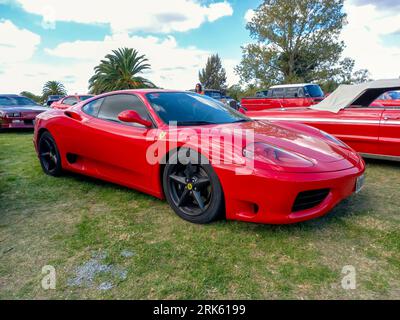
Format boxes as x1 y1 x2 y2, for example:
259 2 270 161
0 132 399 299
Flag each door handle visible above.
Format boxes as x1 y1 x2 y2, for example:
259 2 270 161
383 116 400 121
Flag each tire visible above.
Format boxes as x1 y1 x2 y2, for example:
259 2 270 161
163 148 224 224
38 131 62 176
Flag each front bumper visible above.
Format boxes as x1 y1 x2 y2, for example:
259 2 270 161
216 162 365 224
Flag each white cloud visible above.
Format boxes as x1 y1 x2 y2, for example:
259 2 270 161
341 2 400 79
13 0 233 33
0 31 238 94
0 19 41 63
45 33 238 91
244 9 255 23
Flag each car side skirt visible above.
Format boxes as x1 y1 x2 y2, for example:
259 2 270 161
360 153 400 162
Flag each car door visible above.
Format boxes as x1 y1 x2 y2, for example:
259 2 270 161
282 87 305 107
316 106 384 154
84 94 157 192
270 88 285 108
379 107 400 157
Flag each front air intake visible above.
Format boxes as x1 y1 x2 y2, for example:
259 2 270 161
292 189 330 212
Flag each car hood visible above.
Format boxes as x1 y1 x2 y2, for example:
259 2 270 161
174 120 359 173
230 120 348 163
0 105 48 113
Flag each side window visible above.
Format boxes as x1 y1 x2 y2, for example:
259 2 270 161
298 88 305 98
272 88 285 98
285 88 298 98
63 97 78 106
82 98 104 117
97 94 151 127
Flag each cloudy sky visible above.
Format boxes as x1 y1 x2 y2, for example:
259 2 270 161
0 0 399 94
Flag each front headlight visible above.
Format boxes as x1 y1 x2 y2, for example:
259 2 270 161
243 142 314 168
319 130 347 147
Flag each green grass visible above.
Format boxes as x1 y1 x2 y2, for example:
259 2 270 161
0 132 399 299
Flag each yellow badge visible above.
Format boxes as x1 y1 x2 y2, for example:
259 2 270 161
158 131 167 140
187 183 193 190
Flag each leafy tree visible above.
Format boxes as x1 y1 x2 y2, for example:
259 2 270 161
20 91 42 104
199 54 227 90
89 48 156 94
236 0 348 87
42 81 67 101
226 84 243 101
320 57 372 92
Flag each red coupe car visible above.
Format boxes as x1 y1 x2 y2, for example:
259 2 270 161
50 94 94 110
33 90 365 224
0 94 48 129
245 79 400 161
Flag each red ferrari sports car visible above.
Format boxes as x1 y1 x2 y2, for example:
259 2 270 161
50 94 94 110
33 90 365 224
245 80 400 161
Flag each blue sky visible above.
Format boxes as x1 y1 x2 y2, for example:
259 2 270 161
0 0 399 94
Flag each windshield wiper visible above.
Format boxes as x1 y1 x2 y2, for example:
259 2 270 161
176 120 217 126
232 119 252 123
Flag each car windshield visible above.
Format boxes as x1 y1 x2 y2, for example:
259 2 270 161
146 92 251 126
0 96 38 106
305 85 324 98
79 95 93 101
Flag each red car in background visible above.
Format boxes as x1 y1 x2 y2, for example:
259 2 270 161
51 94 93 110
33 90 364 225
245 80 400 161
372 91 400 107
241 84 325 112
0 94 48 130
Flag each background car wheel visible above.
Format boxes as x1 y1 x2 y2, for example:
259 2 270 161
163 149 224 224
38 131 62 176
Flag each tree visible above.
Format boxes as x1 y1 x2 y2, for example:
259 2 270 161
199 54 227 90
20 91 42 104
89 48 156 94
320 57 372 92
42 81 67 101
236 0 348 87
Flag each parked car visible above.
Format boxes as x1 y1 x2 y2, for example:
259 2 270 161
46 95 65 107
244 79 400 161
34 89 364 225
204 89 238 110
371 90 400 107
0 94 48 130
51 94 94 110
241 83 325 111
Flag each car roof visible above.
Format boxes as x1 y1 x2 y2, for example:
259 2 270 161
0 94 21 97
270 83 316 89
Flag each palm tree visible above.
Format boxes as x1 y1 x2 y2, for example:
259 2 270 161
42 81 67 101
89 48 156 94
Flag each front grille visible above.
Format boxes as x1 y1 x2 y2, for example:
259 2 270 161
292 189 330 212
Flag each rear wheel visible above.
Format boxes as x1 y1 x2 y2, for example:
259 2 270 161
38 131 62 176
163 149 224 224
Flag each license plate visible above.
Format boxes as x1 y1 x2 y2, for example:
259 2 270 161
12 120 23 124
355 174 365 193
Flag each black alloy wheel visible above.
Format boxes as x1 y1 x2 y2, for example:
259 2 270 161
38 131 62 176
163 149 224 224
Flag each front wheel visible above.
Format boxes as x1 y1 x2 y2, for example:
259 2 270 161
163 149 224 224
38 131 62 176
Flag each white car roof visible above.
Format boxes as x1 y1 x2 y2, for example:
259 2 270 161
270 83 316 89
311 79 400 113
